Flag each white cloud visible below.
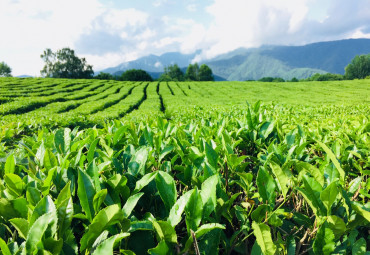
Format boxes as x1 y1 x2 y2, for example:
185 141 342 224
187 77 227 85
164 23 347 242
102 9 148 31
0 0 103 76
153 37 182 48
154 61 162 68
153 0 168 7
199 0 310 59
187 4 197 12
191 0 370 61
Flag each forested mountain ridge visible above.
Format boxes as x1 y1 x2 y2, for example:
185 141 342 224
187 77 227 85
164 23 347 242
100 39 370 80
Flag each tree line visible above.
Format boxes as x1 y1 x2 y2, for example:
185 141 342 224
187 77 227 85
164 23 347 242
1 47 369 81
95 63 214 82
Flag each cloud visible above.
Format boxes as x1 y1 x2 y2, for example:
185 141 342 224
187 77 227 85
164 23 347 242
187 4 197 12
0 0 103 75
153 0 168 7
75 31 124 55
186 0 370 62
75 8 150 55
76 9 208 71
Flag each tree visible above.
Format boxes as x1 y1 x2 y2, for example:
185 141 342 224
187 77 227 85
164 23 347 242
158 74 172 82
198 64 214 81
0 62 12 77
94 72 114 80
290 77 299 82
121 69 153 81
159 64 184 81
345 54 370 79
258 77 285 82
308 73 344 81
185 63 199 81
40 48 94 79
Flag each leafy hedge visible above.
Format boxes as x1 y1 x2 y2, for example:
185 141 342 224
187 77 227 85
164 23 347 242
0 102 369 254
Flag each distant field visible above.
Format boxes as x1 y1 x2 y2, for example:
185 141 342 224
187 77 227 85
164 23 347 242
0 78 368 128
0 77 369 254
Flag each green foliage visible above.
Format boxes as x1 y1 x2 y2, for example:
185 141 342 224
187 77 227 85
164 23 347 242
0 78 369 254
40 48 94 78
94 72 114 80
345 54 370 79
0 62 12 77
159 64 184 81
184 63 215 81
185 63 199 81
121 69 153 81
306 72 344 81
258 77 285 82
289 77 299 82
199 64 214 81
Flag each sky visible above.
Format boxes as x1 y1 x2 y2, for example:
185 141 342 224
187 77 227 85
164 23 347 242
1 0 369 76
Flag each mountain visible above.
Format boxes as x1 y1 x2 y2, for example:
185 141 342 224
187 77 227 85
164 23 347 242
100 51 201 75
100 39 370 81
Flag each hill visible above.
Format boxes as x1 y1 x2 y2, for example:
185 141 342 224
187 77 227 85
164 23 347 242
99 39 370 81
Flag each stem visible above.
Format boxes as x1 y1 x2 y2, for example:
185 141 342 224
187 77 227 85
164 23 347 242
264 191 294 224
191 230 201 255
224 161 229 193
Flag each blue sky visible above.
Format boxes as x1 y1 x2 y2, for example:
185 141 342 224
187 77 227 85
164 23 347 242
1 0 369 76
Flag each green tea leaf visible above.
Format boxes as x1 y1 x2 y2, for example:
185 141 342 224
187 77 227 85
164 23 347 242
257 168 276 206
313 223 335 255
351 202 370 221
200 174 218 218
122 192 144 218
4 173 25 197
0 198 28 219
148 240 169 255
55 128 71 155
296 162 324 186
92 233 130 255
155 171 177 211
44 149 57 171
205 142 218 169
296 175 326 216
134 172 157 193
317 141 345 183
87 160 101 192
4 153 15 174
320 181 338 215
270 162 289 199
26 186 41 207
41 167 57 196
87 139 100 163
168 189 193 227
26 212 54 254
352 238 366 255
152 220 177 244
128 147 149 176
30 195 57 233
183 223 225 252
93 189 108 212
252 222 276 255
0 237 11 255
113 126 127 145
326 215 346 239
185 188 203 233
9 218 29 240
159 145 174 162
78 169 96 222
80 204 124 252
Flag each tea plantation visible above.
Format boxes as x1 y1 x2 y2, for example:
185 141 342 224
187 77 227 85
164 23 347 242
0 78 369 254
